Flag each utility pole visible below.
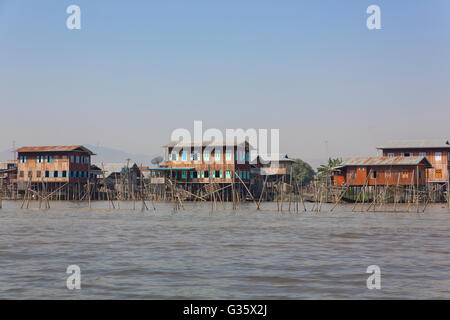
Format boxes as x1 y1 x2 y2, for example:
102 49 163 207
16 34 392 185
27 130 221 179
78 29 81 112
12 140 16 162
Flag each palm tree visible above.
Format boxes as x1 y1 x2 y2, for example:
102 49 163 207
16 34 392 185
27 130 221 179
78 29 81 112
317 157 342 182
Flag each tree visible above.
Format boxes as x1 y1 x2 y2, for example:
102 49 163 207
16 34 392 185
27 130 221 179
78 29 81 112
291 159 315 186
317 157 343 182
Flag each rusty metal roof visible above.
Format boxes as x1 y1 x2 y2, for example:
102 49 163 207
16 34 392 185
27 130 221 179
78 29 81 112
258 154 295 162
14 145 95 155
337 156 433 168
377 139 450 149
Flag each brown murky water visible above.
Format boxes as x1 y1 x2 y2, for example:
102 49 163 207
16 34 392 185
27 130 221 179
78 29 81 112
0 201 449 299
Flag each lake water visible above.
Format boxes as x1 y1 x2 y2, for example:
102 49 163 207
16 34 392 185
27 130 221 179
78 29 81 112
1 201 450 299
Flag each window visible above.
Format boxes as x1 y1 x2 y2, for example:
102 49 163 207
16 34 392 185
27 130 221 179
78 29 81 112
387 153 394 157
36 171 41 178
76 156 80 163
19 171 24 178
182 152 187 161
214 170 221 178
170 152 178 161
54 156 58 163
37 156 43 163
436 169 443 179
54 171 58 178
28 171 32 178
402 172 408 179
404 153 411 157
190 171 198 179
226 170 232 179
62 171 67 178
191 152 200 161
436 152 442 162
372 171 377 179
245 152 249 162
215 150 221 161
385 171 391 178
70 156 74 163
181 171 187 179
349 170 356 179
203 151 210 161
45 171 50 178
419 152 426 157
226 150 232 161
46 155 52 163
20 156 27 163
203 170 209 178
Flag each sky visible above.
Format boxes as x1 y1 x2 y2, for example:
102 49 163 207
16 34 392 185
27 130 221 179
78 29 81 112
1 0 449 167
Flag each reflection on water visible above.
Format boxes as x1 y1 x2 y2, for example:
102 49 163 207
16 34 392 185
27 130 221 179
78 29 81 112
1 201 450 299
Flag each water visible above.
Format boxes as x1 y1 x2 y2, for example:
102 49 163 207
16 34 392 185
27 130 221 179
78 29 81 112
1 201 450 299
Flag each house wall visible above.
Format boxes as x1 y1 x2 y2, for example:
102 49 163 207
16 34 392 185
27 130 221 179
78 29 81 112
342 165 427 186
17 151 91 183
381 148 450 183
166 146 251 183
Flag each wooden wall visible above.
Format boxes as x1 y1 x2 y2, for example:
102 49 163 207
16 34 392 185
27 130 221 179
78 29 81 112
381 148 450 183
335 165 428 186
17 151 91 183
166 146 251 183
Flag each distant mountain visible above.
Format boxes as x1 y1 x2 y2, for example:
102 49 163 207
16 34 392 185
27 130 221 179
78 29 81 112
0 145 162 167
0 148 15 162
85 144 161 166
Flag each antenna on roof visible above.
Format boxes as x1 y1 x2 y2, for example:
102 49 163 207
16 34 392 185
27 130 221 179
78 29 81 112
12 140 16 162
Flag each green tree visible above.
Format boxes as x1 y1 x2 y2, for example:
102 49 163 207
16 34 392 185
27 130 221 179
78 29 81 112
291 158 315 186
317 157 342 180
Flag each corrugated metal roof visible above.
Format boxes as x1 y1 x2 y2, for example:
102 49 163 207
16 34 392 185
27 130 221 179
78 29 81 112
258 154 295 162
93 163 137 177
377 139 450 149
14 145 95 155
338 156 432 168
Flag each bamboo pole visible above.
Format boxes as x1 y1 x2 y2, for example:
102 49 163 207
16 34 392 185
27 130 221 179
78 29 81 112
234 171 258 210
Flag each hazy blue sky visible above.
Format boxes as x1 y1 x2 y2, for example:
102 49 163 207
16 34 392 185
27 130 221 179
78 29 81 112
1 0 449 166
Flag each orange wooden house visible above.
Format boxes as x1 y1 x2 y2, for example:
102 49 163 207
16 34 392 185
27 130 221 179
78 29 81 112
149 140 252 184
332 156 432 187
377 139 450 184
14 145 95 189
